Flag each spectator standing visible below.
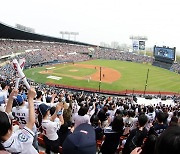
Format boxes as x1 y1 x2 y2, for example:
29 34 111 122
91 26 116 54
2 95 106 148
123 114 148 154
72 106 90 129
0 82 8 112
12 93 39 151
100 115 124 154
0 88 38 154
38 103 64 154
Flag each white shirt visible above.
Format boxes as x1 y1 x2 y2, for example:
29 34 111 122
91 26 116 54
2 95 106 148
123 116 138 130
42 119 59 141
34 100 57 112
71 101 80 120
72 101 80 114
72 113 91 129
123 117 136 126
88 106 95 118
12 105 37 133
2 127 38 154
33 100 56 120
0 90 8 104
12 105 29 129
146 112 156 123
0 90 8 112
33 100 44 112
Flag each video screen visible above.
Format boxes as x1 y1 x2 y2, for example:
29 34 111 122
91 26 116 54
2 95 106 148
154 46 175 60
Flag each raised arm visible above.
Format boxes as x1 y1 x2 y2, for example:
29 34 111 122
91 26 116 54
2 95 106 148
5 89 18 113
26 87 36 130
67 94 73 110
50 103 62 122
58 114 64 125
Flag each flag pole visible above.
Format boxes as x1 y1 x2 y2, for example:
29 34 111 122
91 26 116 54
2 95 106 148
99 67 102 93
144 68 149 95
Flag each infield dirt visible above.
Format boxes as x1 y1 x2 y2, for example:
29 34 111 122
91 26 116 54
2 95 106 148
40 63 121 83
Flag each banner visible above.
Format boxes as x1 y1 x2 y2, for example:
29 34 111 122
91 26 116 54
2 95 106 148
139 41 145 50
15 58 26 89
12 59 30 89
133 40 139 51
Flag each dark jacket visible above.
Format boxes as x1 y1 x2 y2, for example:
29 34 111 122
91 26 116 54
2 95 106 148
100 127 123 154
122 127 148 154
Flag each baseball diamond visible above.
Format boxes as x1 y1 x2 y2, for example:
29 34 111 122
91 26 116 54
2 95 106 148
24 59 180 94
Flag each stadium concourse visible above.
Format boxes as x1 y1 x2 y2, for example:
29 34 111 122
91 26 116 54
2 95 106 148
0 22 180 154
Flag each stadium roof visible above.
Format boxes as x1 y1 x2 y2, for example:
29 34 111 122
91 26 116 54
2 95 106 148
0 22 96 47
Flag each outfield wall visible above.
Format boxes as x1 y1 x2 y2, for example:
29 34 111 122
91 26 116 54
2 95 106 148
46 82 180 96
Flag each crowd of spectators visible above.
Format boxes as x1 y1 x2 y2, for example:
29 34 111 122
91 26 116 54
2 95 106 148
170 62 180 73
0 39 180 153
0 39 90 65
1 39 180 73
17 43 90 65
0 76 179 154
93 48 180 73
93 48 154 64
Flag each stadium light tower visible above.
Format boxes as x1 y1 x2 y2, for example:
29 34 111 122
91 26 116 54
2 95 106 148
64 31 70 40
60 31 65 39
60 31 79 41
74 32 79 41
70 32 79 41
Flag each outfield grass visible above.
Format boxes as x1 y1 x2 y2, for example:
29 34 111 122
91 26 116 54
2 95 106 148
24 59 180 93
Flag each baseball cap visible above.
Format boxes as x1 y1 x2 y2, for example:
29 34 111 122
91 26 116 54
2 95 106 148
39 103 51 117
62 123 96 154
13 94 25 106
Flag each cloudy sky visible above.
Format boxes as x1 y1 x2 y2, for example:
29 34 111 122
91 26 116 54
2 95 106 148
0 0 180 54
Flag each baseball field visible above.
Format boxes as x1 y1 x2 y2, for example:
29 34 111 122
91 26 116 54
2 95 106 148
24 59 180 94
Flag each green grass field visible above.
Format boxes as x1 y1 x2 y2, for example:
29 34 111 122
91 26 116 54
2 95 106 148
53 66 96 76
24 59 180 93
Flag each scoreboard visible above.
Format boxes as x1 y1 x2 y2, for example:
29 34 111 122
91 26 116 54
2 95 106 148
153 45 176 63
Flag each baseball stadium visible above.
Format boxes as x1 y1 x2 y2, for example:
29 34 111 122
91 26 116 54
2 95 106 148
0 19 180 154
0 22 179 96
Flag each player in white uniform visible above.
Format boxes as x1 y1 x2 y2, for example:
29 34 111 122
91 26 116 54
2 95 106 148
0 88 38 154
38 103 64 154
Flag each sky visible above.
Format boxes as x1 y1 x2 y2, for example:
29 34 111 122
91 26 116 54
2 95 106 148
0 0 180 54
